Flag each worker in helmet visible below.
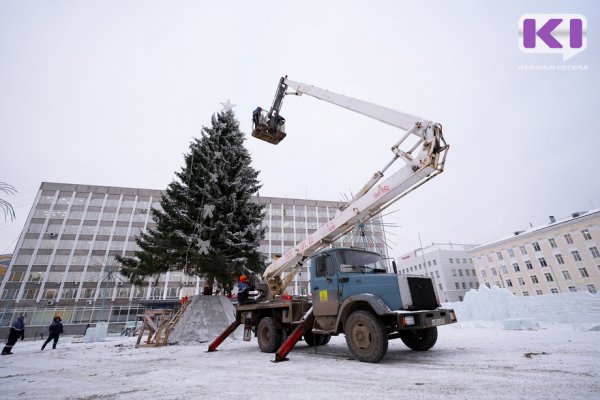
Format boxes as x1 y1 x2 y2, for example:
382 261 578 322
237 274 255 305
252 107 262 127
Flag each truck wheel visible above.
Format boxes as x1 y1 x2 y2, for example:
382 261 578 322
344 310 388 363
304 331 331 347
400 327 438 351
257 317 283 353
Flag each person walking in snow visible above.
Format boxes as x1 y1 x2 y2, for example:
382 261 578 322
41 316 63 350
1 315 25 355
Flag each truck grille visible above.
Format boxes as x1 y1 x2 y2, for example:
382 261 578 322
405 277 438 310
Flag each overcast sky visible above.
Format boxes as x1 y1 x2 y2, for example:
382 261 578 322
1 1 599 259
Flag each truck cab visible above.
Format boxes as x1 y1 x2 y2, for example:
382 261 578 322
310 247 456 362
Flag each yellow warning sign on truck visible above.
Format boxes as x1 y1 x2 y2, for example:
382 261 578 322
319 290 328 302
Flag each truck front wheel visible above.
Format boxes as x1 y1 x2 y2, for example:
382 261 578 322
400 327 438 351
257 317 283 353
344 310 388 363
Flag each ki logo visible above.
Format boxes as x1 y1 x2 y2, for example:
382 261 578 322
518 14 587 61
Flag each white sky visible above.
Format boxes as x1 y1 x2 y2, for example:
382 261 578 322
1 1 599 258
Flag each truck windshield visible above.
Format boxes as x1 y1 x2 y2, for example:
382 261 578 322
335 250 388 274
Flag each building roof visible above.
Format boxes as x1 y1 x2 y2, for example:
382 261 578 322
469 209 600 252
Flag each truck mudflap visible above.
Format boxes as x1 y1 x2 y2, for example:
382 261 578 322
393 308 457 330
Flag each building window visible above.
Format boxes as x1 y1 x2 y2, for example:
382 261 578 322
579 267 590 278
532 242 541 252
433 259 437 265
435 271 440 278
556 254 565 265
462 258 467 264
465 269 470 276
487 255 492 262
449 258 454 264
530 275 539 284
562 270 572 280
564 234 574 244
506 279 513 287
538 257 548 267
513 263 520 272
590 247 600 259
438 283 443 291
571 250 582 262
582 229 592 240
549 238 557 248
496 252 503 260
544 273 554 282
519 246 527 255
452 269 456 276
550 288 559 294
458 269 463 276
472 269 476 275
455 282 459 290
536 289 543 295
525 260 533 270
491 267 497 276
523 291 529 296
568 286 577 292
456 258 460 264
518 277 525 286
462 282 466 289
507 248 515 257
480 270 487 278
586 284 597 294
500 265 508 274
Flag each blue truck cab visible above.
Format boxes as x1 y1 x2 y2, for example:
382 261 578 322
309 247 457 362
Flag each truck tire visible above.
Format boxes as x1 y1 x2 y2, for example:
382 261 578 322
257 317 283 353
304 331 331 347
400 327 438 351
344 310 388 363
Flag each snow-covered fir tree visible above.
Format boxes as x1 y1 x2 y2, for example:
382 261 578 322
116 110 265 294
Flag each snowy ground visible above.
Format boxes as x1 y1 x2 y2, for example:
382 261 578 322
1 320 599 400
2 288 600 399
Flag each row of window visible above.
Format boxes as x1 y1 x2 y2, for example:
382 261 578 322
486 284 597 296
8 270 200 285
38 191 155 209
481 265 595 279
485 229 595 263
451 268 477 277
265 206 332 219
1 285 181 301
448 257 473 264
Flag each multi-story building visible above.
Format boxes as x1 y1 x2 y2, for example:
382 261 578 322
468 210 600 296
0 182 387 332
397 243 480 302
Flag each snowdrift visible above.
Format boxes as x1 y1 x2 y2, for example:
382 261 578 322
446 285 600 323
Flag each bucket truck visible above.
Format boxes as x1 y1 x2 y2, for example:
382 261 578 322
208 76 456 363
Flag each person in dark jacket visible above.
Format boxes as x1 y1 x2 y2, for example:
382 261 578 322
1 315 25 355
41 316 63 350
237 275 256 305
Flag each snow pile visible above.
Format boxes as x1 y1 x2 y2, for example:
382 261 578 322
169 295 237 345
446 285 600 323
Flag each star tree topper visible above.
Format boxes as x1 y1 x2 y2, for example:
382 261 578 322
220 99 236 111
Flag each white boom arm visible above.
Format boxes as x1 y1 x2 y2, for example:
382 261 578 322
262 77 448 295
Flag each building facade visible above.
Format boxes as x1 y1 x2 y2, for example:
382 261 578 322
0 182 387 330
468 210 600 296
397 243 480 302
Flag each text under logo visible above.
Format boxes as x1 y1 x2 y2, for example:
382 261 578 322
518 14 587 61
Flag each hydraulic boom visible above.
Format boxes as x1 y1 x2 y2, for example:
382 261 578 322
254 76 449 296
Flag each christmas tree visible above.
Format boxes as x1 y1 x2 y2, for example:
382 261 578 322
117 110 265 294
